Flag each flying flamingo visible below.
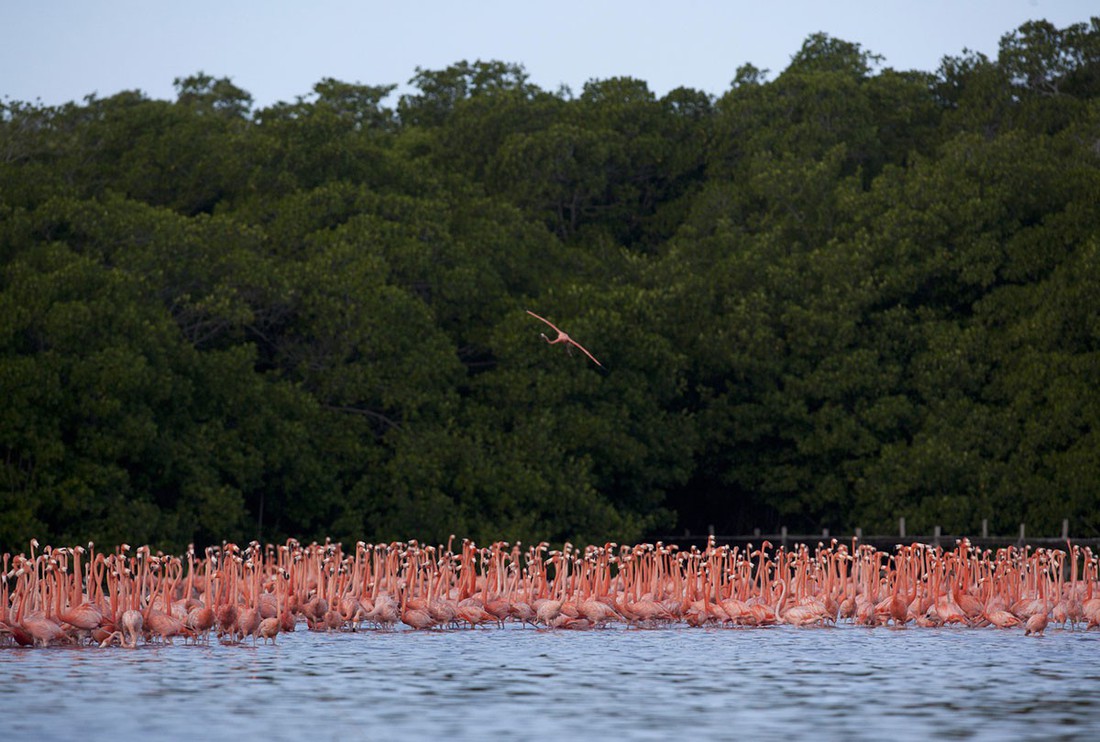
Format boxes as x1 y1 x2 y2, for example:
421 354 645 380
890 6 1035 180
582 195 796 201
526 310 604 368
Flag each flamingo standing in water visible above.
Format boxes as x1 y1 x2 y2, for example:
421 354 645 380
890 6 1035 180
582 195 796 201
9 537 1100 647
526 310 604 368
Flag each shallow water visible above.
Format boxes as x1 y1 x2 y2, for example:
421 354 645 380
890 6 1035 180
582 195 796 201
4 624 1099 741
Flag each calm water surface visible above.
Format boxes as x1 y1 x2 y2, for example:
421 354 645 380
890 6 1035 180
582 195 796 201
4 624 1098 741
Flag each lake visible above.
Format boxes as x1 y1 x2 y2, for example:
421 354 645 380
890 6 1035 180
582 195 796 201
4 623 1098 741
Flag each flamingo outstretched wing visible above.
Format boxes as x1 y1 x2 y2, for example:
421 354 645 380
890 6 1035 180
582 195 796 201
525 309 562 335
566 338 604 369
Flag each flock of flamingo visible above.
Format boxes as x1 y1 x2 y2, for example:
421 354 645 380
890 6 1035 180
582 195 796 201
2 536 1098 649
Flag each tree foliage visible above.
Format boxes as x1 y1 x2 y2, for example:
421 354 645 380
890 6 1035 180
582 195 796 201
2 20 1099 551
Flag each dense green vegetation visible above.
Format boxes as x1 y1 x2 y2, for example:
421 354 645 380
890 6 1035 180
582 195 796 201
2 20 1099 553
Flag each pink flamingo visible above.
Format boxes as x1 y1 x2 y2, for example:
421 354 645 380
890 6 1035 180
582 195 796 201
144 562 189 644
186 550 216 642
399 577 436 631
236 560 262 643
13 562 63 647
526 310 604 368
1025 571 1050 637
258 570 285 644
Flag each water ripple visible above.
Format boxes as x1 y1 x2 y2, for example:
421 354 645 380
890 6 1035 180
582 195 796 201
3 625 1100 740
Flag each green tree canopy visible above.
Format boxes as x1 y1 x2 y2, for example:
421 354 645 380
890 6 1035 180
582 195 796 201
2 18 1099 552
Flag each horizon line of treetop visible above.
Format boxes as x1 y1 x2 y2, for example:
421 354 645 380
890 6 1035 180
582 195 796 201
14 19 1093 119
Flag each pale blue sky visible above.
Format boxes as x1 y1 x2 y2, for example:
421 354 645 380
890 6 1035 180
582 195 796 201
2 1 1096 108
